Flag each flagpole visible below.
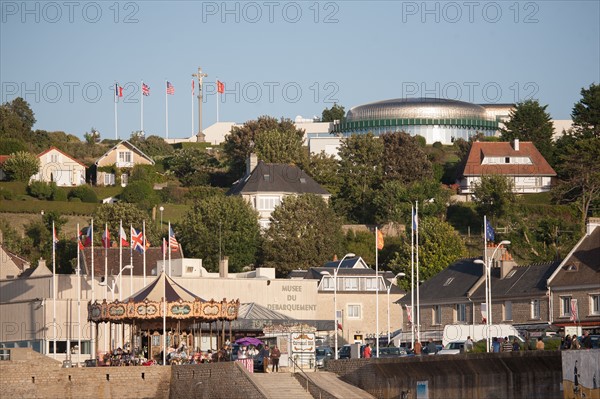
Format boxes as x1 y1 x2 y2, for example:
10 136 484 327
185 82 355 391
484 215 489 352
130 224 133 296
216 78 219 123
52 220 57 359
168 221 172 277
162 270 166 366
143 220 147 286
104 223 108 353
141 80 144 134
415 201 420 343
375 227 379 358
114 83 118 140
119 220 123 302
77 223 81 365
165 80 169 139
191 79 194 136
90 219 95 360
411 205 415 349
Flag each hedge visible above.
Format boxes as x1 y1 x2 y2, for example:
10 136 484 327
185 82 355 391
0 200 98 215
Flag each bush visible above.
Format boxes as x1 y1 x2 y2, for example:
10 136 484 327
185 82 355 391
27 181 54 200
432 141 443 149
69 197 82 202
415 135 427 147
68 185 98 203
121 180 159 209
52 188 68 201
0 187 13 200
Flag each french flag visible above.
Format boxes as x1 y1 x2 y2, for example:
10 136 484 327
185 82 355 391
83 225 93 247
115 83 123 98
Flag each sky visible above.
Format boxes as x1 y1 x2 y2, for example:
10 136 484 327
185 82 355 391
1 1 599 140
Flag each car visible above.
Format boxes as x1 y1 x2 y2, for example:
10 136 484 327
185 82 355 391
338 344 351 359
378 347 404 358
437 340 466 355
315 346 334 368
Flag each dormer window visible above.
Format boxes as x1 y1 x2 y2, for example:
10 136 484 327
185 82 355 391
506 270 517 278
564 264 578 271
443 277 454 286
505 157 510 164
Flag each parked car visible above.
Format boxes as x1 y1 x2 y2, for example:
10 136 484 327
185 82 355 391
437 341 466 355
316 346 334 368
338 344 351 359
378 347 404 358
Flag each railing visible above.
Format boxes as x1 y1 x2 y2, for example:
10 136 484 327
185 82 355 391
289 355 325 399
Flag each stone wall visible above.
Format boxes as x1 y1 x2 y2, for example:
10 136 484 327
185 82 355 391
325 351 562 399
169 362 267 399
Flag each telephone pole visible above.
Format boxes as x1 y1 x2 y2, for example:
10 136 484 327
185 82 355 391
192 67 208 142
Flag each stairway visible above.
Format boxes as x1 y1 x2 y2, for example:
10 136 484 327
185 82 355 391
251 372 314 399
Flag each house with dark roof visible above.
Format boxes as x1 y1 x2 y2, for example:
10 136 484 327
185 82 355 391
94 140 154 186
458 139 557 195
290 256 405 346
397 249 560 343
30 147 87 187
547 218 600 334
227 154 330 229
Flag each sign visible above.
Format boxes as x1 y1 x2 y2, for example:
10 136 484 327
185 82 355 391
416 381 429 399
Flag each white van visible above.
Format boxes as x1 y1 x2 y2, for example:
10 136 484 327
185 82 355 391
442 324 524 347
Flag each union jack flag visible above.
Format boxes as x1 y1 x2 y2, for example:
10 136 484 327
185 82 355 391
131 227 144 254
142 83 150 96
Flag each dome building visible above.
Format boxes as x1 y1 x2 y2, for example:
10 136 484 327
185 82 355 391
335 98 502 144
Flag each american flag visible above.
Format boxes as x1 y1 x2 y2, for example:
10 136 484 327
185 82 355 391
169 226 179 252
405 304 413 323
142 83 150 96
570 299 578 322
166 81 175 95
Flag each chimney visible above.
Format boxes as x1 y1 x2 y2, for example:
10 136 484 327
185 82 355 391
513 139 519 151
219 256 229 279
38 258 46 270
587 217 600 235
246 153 258 176
498 252 517 279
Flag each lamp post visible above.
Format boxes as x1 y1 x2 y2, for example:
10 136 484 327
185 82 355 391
321 252 355 360
474 240 510 352
387 273 406 345
159 206 164 231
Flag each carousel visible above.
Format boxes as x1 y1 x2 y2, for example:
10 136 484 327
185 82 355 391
88 272 240 364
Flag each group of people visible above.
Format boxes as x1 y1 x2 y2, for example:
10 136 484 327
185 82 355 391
561 331 594 350
412 338 438 355
491 337 525 352
237 343 281 372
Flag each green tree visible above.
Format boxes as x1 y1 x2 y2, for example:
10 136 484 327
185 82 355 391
93 203 159 245
3 151 39 182
179 194 261 272
388 217 466 289
130 135 174 157
334 133 383 223
0 138 27 154
167 147 218 187
472 174 516 219
224 116 305 178
83 127 101 145
253 129 306 167
571 83 600 138
0 97 36 139
306 151 342 195
321 103 345 122
121 180 160 210
500 100 555 163
262 194 343 275
380 132 433 184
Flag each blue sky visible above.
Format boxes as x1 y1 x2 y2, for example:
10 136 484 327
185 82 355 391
1 1 599 140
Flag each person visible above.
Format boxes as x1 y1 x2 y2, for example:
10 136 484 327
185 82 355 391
270 345 281 372
363 343 372 358
426 339 437 355
562 334 572 350
536 338 545 350
247 345 258 358
492 337 501 353
465 336 474 352
260 344 270 372
501 337 513 352
238 345 247 360
512 338 520 352
571 334 581 350
413 340 422 355
582 331 593 349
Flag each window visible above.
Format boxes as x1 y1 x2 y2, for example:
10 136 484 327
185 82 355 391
104 173 115 186
506 270 517 278
504 301 513 321
321 276 334 290
121 173 128 186
50 154 58 163
505 157 510 163
257 196 281 211
118 151 132 164
591 294 600 316
443 277 454 286
186 266 194 274
347 304 361 319
531 299 541 319
456 304 467 322
433 305 442 325
344 278 358 291
560 296 572 317
365 277 378 291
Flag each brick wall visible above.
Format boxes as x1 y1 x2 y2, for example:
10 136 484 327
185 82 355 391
325 351 562 399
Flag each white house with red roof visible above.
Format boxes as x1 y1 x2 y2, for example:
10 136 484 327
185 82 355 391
30 147 86 187
458 139 557 194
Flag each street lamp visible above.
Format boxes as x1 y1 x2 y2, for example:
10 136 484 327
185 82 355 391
321 252 355 360
387 273 406 345
474 240 510 352
159 206 164 231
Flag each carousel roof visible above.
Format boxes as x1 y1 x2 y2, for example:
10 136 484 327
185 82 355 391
126 272 204 303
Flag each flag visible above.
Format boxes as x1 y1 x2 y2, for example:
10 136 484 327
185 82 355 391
77 230 85 250
142 83 150 96
481 303 487 324
169 226 179 252
53 226 59 244
83 225 93 247
217 80 224 94
166 81 175 95
145 239 151 250
131 227 144 253
412 207 418 230
191 79 194 95
115 83 123 97
162 237 168 256
570 299 578 322
337 322 343 331
405 304 413 324
486 219 495 242
102 227 111 248
376 229 384 250
119 225 129 247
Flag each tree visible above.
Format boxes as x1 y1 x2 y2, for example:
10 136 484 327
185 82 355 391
334 133 383 223
121 180 160 210
224 116 305 178
179 194 261 272
500 100 555 163
306 151 343 195
262 194 343 275
472 174 516 219
388 217 466 289
0 138 27 154
93 203 160 246
253 129 306 167
3 151 39 182
83 127 101 145
571 83 600 138
130 135 174 157
380 132 433 184
321 103 345 122
0 97 36 139
167 147 219 187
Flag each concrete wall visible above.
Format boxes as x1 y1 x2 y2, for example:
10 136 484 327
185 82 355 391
325 351 562 399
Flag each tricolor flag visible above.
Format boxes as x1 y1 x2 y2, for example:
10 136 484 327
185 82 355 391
377 229 384 250
337 322 343 331
570 299 578 322
412 207 418 231
131 227 144 254
166 81 175 95
486 219 495 242
77 230 85 250
102 227 111 248
217 80 224 94
53 226 59 244
83 225 93 247
115 83 123 98
119 225 129 247
142 83 150 96
405 304 413 324
481 303 487 324
169 226 179 252
191 79 194 95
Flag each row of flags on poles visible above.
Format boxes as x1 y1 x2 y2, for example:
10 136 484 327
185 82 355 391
113 80 225 98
